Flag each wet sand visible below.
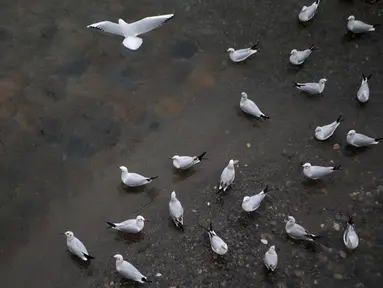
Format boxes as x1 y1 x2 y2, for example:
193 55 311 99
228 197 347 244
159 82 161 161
0 0 383 287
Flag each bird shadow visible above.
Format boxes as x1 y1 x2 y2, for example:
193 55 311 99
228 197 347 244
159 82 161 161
68 253 92 269
301 178 326 189
237 211 262 227
113 231 146 245
118 183 147 193
286 65 303 75
342 31 365 42
341 144 370 157
118 279 144 288
235 109 263 127
172 168 197 183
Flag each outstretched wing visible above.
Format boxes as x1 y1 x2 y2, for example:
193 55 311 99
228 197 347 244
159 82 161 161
128 14 174 36
87 21 124 36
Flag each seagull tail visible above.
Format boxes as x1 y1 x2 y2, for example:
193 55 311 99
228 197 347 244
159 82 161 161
251 41 259 50
333 165 342 171
367 73 373 80
209 221 214 232
106 222 116 228
84 253 95 260
309 234 323 241
315 0 320 5
373 24 381 28
309 44 318 51
147 176 159 181
264 185 272 193
292 81 302 87
374 137 383 142
347 215 354 225
142 277 152 283
197 151 207 161
336 115 344 123
260 114 270 120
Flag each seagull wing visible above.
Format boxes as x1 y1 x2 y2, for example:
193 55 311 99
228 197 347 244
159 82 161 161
87 21 124 36
128 14 174 36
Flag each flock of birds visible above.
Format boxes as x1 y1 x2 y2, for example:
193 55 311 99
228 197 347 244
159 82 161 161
61 0 382 285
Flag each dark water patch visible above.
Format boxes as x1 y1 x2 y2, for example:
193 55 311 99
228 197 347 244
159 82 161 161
39 117 63 143
39 24 58 39
63 134 94 158
0 27 13 42
56 59 89 79
171 60 193 83
170 39 199 59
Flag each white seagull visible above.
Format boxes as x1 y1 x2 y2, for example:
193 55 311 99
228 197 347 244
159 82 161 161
119 166 158 187
357 73 372 103
87 14 174 50
169 191 184 231
289 45 317 65
217 159 235 193
347 15 380 34
346 130 383 147
227 41 259 62
64 231 94 261
205 222 228 256
292 78 327 95
315 115 344 141
285 216 321 242
240 92 270 119
242 185 271 212
302 162 341 180
113 254 151 284
172 152 207 170
264 245 278 274
106 215 147 234
343 216 359 250
298 0 321 22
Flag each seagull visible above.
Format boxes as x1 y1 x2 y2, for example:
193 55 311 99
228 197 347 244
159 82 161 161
169 191 184 231
347 15 380 34
289 45 317 65
264 245 278 275
292 78 327 95
346 130 383 147
357 73 372 103
227 41 259 62
64 231 94 261
119 166 158 187
240 92 270 119
343 216 359 250
315 115 344 141
217 159 235 193
302 163 341 180
87 14 174 50
202 222 228 256
106 215 147 234
298 0 321 22
171 152 207 170
242 185 271 212
285 216 321 242
113 254 151 284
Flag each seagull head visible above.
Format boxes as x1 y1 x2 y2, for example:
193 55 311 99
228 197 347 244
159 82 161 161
348 15 355 21
319 78 327 84
269 245 276 253
171 155 179 160
113 254 123 261
301 6 308 12
240 92 248 100
347 130 356 137
242 196 251 203
315 127 322 133
287 216 296 224
64 231 74 239
227 48 235 53
302 163 311 169
228 159 234 168
136 215 147 223
119 166 128 173
171 191 177 200
290 49 298 56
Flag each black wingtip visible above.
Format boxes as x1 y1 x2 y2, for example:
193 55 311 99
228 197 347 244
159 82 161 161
367 74 372 80
142 277 152 283
373 24 381 28
209 221 213 232
348 215 354 225
148 176 159 181
336 115 344 123
106 222 116 228
309 44 317 51
315 0 320 4
333 165 342 171
264 185 270 193
261 114 270 120
84 253 95 260
251 41 259 50
375 137 383 142
292 81 301 87
197 151 207 161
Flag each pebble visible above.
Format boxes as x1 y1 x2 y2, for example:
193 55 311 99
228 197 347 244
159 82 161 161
333 143 340 150
109 281 114 286
294 270 304 278
314 280 318 285
261 239 268 245
246 143 251 148
156 273 162 277
333 222 340 231
207 202 211 206
339 251 347 258
192 209 197 213
320 224 325 228
333 273 344 280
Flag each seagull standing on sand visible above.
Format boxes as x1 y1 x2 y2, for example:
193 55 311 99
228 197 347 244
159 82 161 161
169 191 184 231
264 245 278 274
113 254 151 284
315 115 344 141
227 41 259 62
64 231 94 261
119 166 158 187
242 185 271 212
343 216 359 250
285 216 321 242
289 45 317 65
298 0 321 22
106 216 147 234
347 15 380 34
171 152 207 170
302 163 341 180
217 159 235 193
292 78 327 95
357 73 372 103
87 14 174 50
240 92 270 120
346 130 383 147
